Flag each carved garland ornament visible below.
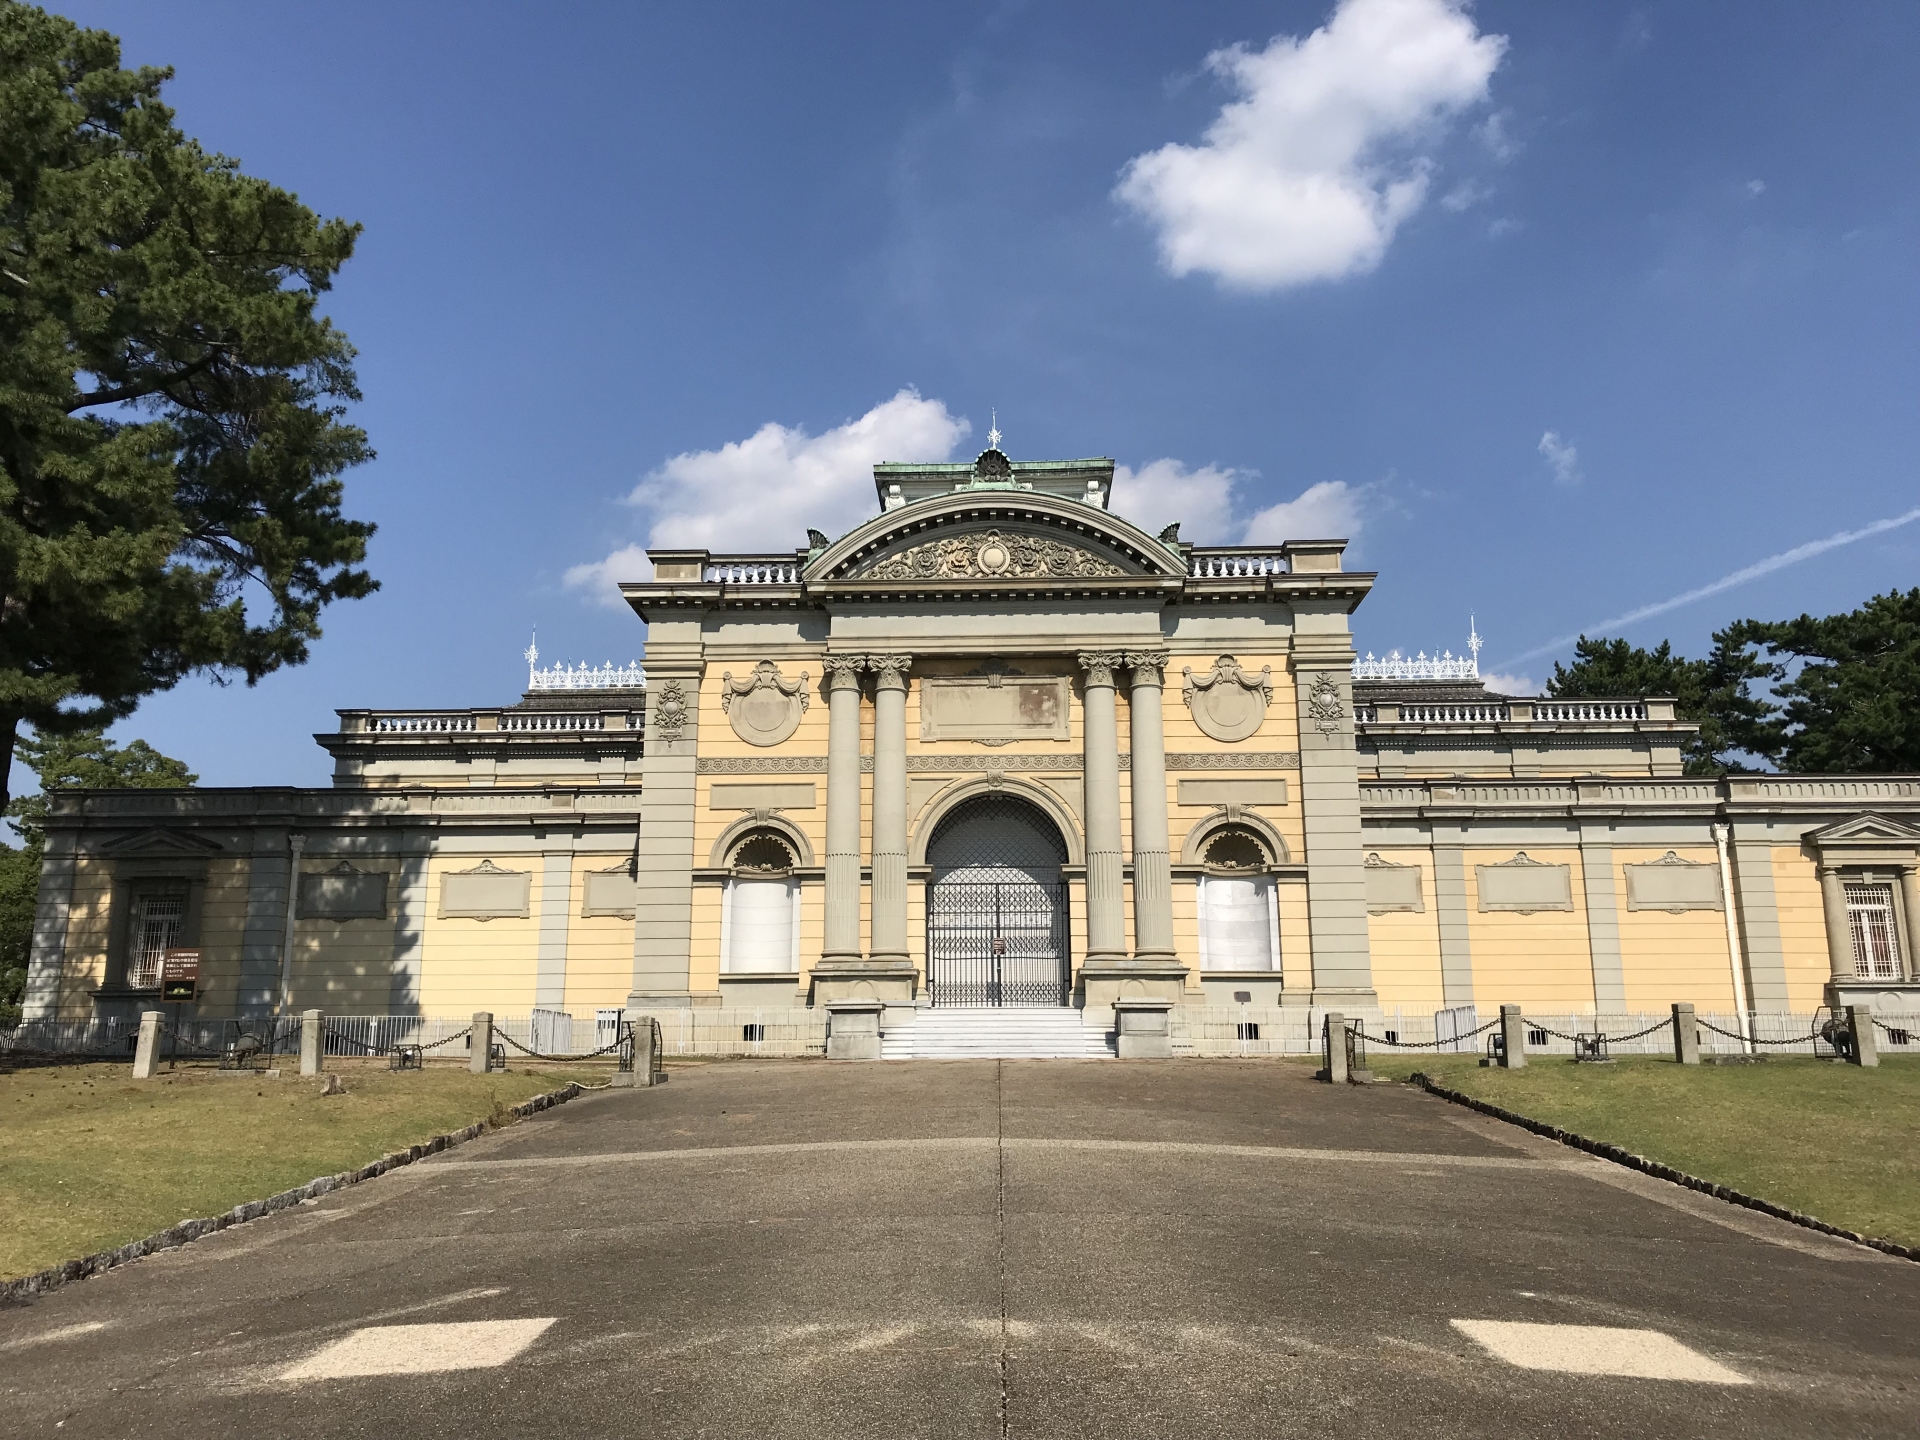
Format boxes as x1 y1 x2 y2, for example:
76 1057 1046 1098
721 661 809 747
859 528 1125 582
1307 674 1346 736
1182 655 1273 743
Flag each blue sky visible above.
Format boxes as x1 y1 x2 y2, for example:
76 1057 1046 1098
51 0 1920 788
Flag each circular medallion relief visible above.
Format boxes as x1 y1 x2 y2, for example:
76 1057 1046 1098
976 537 1012 574
1182 656 1272 743
722 662 809 747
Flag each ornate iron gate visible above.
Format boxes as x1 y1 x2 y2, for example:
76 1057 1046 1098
925 794 1071 1008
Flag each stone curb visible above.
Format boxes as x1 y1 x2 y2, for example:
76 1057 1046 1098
0 1080 588 1306
1408 1071 1920 1265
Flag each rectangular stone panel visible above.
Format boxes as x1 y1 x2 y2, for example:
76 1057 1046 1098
1175 779 1289 807
1624 853 1724 911
438 862 531 919
1476 853 1574 913
708 782 818 810
1363 856 1424 913
919 675 1070 742
583 868 640 918
296 864 388 921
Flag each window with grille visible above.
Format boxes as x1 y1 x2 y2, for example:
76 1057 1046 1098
127 894 184 989
1846 882 1902 979
722 830 799 974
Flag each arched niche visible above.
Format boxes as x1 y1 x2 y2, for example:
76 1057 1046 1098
1178 810 1292 869
908 775 1085 867
707 813 817 871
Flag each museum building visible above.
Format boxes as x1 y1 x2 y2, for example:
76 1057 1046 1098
19 445 1920 1051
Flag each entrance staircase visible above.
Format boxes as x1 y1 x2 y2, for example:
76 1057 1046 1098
880 1006 1114 1059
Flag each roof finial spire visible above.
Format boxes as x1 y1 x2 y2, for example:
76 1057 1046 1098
1467 616 1482 675
987 408 1002 453
525 630 539 687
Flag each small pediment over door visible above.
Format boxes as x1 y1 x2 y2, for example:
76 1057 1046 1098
100 828 224 858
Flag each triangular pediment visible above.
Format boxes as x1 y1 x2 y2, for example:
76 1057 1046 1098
101 827 224 857
808 492 1185 584
1806 812 1920 846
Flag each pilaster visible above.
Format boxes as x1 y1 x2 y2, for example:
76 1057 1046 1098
20 833 77 1019
536 847 572 1009
629 660 701 1007
1431 830 1475 1007
1578 825 1625 1012
389 831 431 1014
1291 633 1375 1005
1729 834 1790 1013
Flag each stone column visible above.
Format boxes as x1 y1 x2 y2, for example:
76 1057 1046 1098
1125 651 1176 961
1818 866 1854 983
821 658 867 964
1079 652 1128 963
1902 867 1920 979
470 1011 494 1074
1499 1003 1527 1069
867 655 912 966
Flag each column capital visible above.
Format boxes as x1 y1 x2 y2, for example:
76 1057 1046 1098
1078 651 1124 688
863 654 913 691
822 655 866 689
1123 650 1170 685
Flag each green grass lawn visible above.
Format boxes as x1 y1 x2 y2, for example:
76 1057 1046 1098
0 1058 597 1280
1370 1053 1920 1249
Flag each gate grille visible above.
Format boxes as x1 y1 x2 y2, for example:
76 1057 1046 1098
925 794 1070 1008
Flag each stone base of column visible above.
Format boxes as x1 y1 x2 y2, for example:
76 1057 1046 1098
1079 960 1189 1028
1112 997 1175 1058
809 961 919 1008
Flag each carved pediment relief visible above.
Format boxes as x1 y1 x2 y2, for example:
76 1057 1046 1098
101 828 222 858
855 528 1126 582
722 661 809 747
1182 656 1272 743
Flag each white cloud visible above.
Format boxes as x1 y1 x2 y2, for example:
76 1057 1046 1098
1474 110 1521 162
1110 459 1242 541
564 390 969 604
1441 178 1492 212
1745 178 1766 196
1241 480 1366 545
1538 430 1581 487
1113 0 1506 291
1478 670 1538 696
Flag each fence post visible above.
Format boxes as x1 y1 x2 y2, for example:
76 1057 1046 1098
1671 1003 1699 1065
471 1011 494 1074
300 1009 325 1076
1845 1004 1879 1068
1321 1012 1349 1084
1499 1005 1527 1069
131 1010 164 1080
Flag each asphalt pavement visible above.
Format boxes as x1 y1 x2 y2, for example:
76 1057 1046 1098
1 1058 1915 1439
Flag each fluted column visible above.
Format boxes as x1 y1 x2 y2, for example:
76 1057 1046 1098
1080 651 1128 963
822 657 866 964
1125 650 1175 961
1818 866 1854 982
867 654 912 965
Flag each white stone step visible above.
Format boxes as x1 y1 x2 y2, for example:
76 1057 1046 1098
880 1007 1114 1059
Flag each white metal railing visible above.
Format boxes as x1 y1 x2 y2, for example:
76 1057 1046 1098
370 714 476 733
499 713 606 731
1188 552 1287 578
1396 703 1509 723
1533 701 1647 722
1352 650 1480 682
528 661 645 691
707 561 799 584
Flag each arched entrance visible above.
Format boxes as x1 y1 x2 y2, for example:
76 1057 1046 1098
925 793 1070 1007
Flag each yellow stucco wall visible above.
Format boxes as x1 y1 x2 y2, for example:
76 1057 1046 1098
1613 846 1736 1011
284 857 405 1013
417 855 540 1014
1772 844 1836 1011
562 854 644 1015
1364 849 1445 1012
1465 847 1596 1010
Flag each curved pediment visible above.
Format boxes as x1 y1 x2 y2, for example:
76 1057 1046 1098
808 493 1186 584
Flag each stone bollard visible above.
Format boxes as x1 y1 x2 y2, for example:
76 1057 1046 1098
1113 997 1174 1058
1845 1004 1879 1068
1499 1005 1527 1069
131 1010 164 1080
471 1011 494 1074
300 1009 325 1076
824 998 885 1060
1671 1003 1700 1065
1320 1012 1349 1084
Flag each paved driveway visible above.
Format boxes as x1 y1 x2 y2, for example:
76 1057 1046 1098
2 1059 1915 1438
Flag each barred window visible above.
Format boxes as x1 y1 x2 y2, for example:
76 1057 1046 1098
1845 882 1902 980
128 894 184 989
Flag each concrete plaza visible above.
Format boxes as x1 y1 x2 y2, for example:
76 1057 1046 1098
1 1060 1915 1438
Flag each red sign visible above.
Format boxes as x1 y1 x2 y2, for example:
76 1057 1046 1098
160 948 200 1000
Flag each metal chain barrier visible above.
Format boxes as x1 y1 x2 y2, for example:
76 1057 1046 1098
1353 1017 1499 1049
1521 1016 1673 1045
1694 1017 1819 1047
160 1025 223 1057
322 1025 391 1056
495 1030 631 1063
418 1027 473 1052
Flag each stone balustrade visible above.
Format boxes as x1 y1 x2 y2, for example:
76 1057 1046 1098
707 559 800 584
1187 550 1288 578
